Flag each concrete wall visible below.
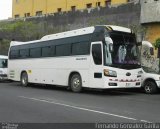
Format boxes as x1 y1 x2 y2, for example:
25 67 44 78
27 2 141 30
141 0 160 24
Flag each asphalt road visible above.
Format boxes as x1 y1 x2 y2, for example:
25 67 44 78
0 82 160 125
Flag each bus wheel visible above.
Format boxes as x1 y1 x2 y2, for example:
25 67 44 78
144 81 158 94
21 72 28 87
70 74 82 93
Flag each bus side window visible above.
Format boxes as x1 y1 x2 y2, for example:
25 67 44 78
10 50 19 59
72 42 89 55
92 44 102 65
30 48 41 58
20 49 29 58
56 44 71 56
42 46 51 57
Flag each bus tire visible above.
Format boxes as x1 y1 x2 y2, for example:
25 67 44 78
144 81 158 94
70 74 82 93
21 72 28 87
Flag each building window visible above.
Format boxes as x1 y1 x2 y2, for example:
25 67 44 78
86 3 92 8
36 11 42 16
96 2 101 7
24 13 30 17
57 8 62 13
71 6 76 11
15 14 20 18
105 0 111 6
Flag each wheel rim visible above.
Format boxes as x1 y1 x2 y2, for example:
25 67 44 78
145 85 152 93
72 78 80 89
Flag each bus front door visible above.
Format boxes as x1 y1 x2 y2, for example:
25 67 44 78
89 43 104 88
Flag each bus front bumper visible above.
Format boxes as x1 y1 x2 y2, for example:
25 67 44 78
104 80 141 89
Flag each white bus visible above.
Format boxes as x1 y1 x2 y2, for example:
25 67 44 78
8 25 142 92
0 55 8 81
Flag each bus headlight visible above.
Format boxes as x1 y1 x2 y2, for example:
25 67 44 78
104 69 117 77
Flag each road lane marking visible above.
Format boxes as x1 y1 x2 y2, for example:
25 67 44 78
140 120 152 123
19 96 137 121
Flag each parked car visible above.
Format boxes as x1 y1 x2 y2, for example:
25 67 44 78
141 66 160 94
0 55 8 81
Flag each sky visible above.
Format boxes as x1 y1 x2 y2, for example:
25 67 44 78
0 0 12 20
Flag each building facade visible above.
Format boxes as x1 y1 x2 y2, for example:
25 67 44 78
12 0 130 18
141 0 160 43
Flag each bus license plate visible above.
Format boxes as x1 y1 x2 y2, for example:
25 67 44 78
126 83 131 87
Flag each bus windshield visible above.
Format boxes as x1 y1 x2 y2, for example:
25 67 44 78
0 59 8 68
104 32 141 69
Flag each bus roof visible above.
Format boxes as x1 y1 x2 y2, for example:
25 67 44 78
41 25 131 41
10 25 131 46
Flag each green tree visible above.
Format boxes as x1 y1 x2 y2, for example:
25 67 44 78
154 38 160 49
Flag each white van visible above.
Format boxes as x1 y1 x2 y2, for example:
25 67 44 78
0 55 8 81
